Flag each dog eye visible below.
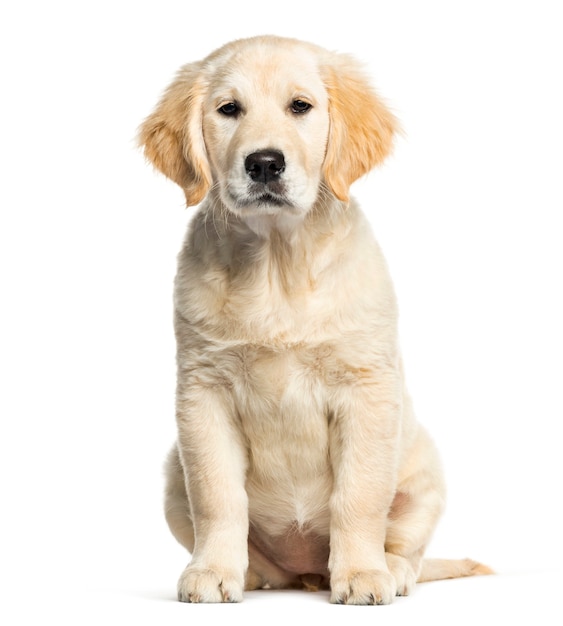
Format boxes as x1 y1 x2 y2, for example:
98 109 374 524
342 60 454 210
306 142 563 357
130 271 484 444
218 102 240 116
291 99 312 114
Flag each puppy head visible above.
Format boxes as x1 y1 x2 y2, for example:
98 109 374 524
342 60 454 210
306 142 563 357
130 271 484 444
139 37 397 210
201 37 334 221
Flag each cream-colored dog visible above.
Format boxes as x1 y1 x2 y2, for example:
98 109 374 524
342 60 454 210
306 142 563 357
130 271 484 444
139 35 491 605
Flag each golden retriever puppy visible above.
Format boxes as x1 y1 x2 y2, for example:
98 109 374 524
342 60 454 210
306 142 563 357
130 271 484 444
139 35 491 605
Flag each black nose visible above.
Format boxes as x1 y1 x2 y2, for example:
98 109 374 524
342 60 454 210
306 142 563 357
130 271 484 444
245 150 285 184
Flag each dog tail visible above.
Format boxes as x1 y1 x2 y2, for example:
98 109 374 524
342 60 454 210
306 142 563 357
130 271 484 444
417 558 494 583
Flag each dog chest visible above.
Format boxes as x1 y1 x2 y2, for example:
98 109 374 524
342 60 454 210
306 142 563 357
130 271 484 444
232 344 330 456
223 344 332 522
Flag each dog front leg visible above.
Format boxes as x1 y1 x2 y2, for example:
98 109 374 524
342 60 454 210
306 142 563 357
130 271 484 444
328 377 401 605
175 380 248 603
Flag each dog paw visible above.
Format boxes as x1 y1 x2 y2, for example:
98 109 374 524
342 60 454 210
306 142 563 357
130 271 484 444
385 553 417 596
330 569 397 605
177 566 243 603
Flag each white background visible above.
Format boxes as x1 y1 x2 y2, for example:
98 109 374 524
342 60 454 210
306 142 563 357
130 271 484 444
1 1 562 624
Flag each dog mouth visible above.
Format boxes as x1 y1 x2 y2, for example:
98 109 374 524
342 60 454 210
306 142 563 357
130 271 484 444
227 187 294 211
245 191 289 207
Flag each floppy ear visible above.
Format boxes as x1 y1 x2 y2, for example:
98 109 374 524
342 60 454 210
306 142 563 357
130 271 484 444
138 62 211 207
322 55 398 202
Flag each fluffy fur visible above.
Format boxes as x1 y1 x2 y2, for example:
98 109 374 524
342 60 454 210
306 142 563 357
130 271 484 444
139 35 491 605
